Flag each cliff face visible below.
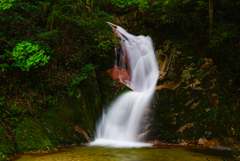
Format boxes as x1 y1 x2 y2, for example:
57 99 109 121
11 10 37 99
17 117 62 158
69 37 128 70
112 11 239 144
149 40 220 141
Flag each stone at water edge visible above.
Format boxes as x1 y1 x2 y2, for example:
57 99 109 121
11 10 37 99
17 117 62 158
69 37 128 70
73 125 92 142
198 137 208 145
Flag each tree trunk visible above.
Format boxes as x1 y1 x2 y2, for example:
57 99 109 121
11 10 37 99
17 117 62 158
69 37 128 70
106 0 109 12
234 1 240 56
42 5 48 27
88 0 93 29
50 3 56 33
90 0 93 20
91 0 93 9
209 0 213 39
83 0 86 14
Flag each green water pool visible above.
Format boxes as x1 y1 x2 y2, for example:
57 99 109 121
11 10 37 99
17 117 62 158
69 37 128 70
12 145 234 161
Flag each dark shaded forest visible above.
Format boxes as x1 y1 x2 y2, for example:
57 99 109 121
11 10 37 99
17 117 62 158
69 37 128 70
0 0 240 160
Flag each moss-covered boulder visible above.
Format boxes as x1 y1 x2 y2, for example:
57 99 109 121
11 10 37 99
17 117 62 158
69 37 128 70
78 70 102 134
0 124 15 161
0 153 8 161
38 70 104 143
14 117 54 152
40 114 81 146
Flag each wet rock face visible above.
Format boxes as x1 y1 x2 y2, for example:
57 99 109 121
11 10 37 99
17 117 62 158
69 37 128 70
144 40 224 143
106 65 130 87
195 136 240 159
105 26 132 89
220 137 240 151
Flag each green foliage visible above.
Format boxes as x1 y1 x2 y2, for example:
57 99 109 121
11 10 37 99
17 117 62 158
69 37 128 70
109 0 148 9
0 152 7 161
64 63 97 96
0 0 15 11
5 41 50 71
0 63 8 71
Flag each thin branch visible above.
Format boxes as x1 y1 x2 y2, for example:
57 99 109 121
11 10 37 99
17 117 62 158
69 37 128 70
2 122 11 140
0 38 15 46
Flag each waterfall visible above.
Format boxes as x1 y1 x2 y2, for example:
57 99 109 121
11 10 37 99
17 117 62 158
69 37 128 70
89 22 159 148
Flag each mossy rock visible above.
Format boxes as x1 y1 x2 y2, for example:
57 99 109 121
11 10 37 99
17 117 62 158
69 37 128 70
98 72 132 107
0 152 9 161
40 117 61 146
42 71 102 143
41 113 85 145
0 124 15 157
78 70 102 134
39 70 103 144
14 117 54 152
98 73 120 106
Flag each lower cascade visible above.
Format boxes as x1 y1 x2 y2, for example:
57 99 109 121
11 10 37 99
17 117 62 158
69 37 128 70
89 22 159 148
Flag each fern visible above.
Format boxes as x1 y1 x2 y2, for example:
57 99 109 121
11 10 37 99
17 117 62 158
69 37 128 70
6 41 50 71
0 0 15 11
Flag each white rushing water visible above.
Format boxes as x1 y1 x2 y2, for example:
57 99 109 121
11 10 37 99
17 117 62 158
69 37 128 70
89 22 159 148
